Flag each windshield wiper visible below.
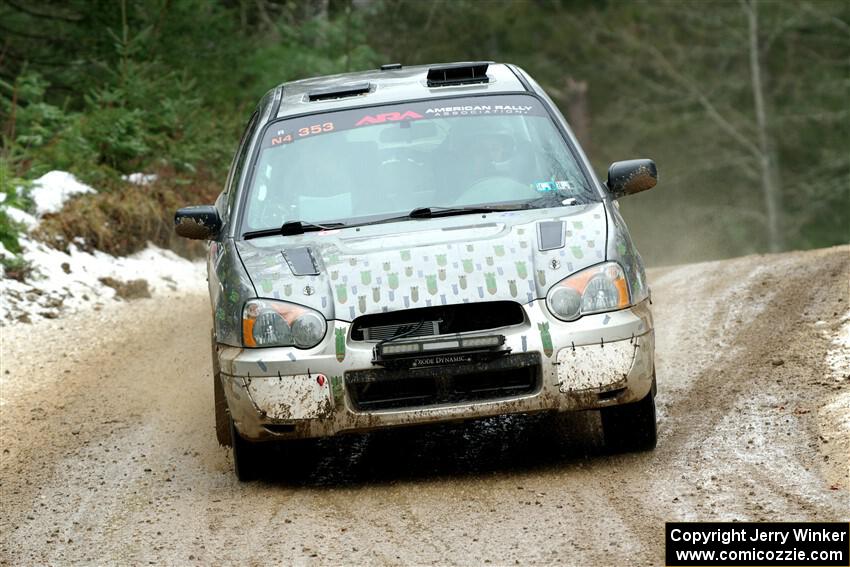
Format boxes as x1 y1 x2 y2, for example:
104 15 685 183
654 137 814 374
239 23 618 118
407 203 534 219
243 220 347 239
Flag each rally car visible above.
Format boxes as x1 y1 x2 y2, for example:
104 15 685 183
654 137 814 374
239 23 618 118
175 62 659 481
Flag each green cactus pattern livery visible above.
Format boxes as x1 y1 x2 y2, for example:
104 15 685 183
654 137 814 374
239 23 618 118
515 261 528 279
485 273 497 294
426 275 438 295
232 202 612 321
538 322 553 357
335 329 345 362
331 375 343 403
537 270 546 286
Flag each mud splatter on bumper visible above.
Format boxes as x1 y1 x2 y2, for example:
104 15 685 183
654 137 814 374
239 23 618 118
219 299 655 441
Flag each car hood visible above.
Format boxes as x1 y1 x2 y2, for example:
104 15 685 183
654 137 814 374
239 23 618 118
235 203 608 321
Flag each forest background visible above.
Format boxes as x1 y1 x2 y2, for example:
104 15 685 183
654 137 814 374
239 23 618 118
1 0 847 275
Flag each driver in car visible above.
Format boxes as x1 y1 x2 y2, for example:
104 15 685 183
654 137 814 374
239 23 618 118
442 119 520 200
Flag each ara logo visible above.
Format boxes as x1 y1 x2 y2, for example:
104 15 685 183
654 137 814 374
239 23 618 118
355 111 423 126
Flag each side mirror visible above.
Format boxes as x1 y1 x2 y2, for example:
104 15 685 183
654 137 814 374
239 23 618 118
174 205 222 240
606 159 657 197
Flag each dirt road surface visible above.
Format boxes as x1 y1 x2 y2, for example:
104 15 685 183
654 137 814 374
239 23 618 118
2 246 848 565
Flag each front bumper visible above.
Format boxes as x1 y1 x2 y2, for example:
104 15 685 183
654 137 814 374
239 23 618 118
218 299 655 441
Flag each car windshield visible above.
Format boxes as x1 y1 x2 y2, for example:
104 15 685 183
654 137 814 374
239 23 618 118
241 94 598 234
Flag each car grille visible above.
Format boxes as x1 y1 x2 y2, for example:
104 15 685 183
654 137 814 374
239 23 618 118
361 320 441 341
350 301 525 341
345 353 541 411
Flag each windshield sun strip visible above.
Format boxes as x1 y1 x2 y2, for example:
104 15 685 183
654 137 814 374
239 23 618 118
233 92 602 239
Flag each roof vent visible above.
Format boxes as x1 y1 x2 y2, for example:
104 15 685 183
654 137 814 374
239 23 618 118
380 63 402 71
426 62 491 87
307 82 371 102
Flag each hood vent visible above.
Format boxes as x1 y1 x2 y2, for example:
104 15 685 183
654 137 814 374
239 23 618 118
281 247 320 276
537 221 566 251
307 82 371 102
426 62 490 87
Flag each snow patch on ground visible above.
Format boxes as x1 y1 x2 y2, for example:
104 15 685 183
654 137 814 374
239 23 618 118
5 205 38 230
122 172 158 186
1 238 205 324
30 170 96 216
1 171 204 324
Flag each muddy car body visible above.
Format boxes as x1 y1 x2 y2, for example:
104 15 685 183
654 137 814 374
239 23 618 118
176 62 659 480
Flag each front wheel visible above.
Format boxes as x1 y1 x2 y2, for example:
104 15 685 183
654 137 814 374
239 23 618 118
600 390 657 453
230 417 263 482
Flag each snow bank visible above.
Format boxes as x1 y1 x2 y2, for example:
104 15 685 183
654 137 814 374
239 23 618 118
30 170 96 216
1 238 205 323
1 171 204 324
4 206 37 230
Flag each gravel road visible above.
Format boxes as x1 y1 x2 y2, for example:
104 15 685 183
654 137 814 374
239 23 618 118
1 246 848 565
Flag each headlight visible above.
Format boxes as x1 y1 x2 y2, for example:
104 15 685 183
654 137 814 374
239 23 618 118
242 299 327 349
546 262 630 321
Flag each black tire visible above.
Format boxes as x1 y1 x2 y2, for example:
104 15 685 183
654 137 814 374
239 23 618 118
212 330 231 446
230 417 262 482
601 390 657 453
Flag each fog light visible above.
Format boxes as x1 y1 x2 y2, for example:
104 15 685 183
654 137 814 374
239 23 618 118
422 340 460 351
381 342 421 355
460 336 503 348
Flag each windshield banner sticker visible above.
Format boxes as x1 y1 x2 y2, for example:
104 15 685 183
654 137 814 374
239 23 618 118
355 111 424 126
262 95 548 148
425 104 534 117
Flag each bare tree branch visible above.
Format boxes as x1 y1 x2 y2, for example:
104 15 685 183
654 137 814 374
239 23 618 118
800 1 850 34
629 36 764 161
